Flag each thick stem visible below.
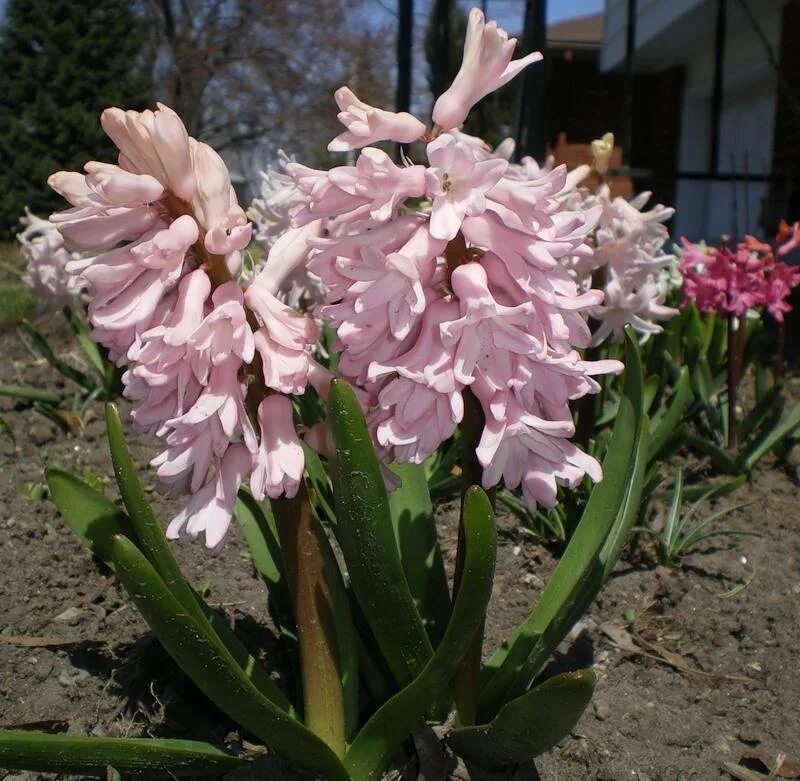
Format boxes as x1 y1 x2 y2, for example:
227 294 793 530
452 388 493 725
727 313 739 452
272 487 346 758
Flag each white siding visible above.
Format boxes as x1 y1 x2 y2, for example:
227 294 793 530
602 0 782 240
674 1 780 239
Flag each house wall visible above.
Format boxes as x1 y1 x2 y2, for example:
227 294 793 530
602 0 704 71
602 0 782 241
674 2 780 240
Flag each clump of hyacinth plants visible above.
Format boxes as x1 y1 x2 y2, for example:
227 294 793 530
1 9 652 780
677 230 800 468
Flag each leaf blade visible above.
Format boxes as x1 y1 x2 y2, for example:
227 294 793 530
0 730 245 778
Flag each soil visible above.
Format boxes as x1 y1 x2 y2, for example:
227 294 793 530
1 314 799 781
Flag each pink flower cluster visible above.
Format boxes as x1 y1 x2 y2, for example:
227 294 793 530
565 185 679 345
49 104 317 549
279 9 622 512
47 7 634 545
17 208 84 306
681 232 800 322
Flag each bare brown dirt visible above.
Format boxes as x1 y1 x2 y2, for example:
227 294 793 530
1 315 799 781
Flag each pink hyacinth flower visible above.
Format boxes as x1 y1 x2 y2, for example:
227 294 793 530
166 443 252 550
441 262 539 385
101 104 196 201
328 87 426 151
425 133 508 240
777 220 800 256
432 8 542 131
190 140 252 257
250 395 305 501
245 276 318 394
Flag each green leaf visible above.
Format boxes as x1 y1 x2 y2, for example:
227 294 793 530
740 401 800 471
684 433 740 474
105 404 209 622
0 413 14 443
235 491 297 645
478 327 649 721
0 730 245 777
344 487 497 781
643 375 660 413
387 462 451 648
0 383 62 404
301 440 337 525
447 669 595 768
497 489 566 542
19 319 96 392
662 469 685 556
738 387 782 444
327 380 433 687
46 468 135 565
678 474 746 505
104 404 293 714
648 368 692 461
62 304 109 382
110 536 350 781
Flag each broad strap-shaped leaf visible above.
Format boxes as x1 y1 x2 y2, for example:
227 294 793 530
110 535 350 781
642 374 660 414
478 327 649 721
46 468 135 565
0 730 245 777
301 441 337 525
344 487 497 781
447 669 595 768
738 386 782 444
741 400 800 472
105 403 204 620
327 380 433 687
235 491 297 645
684 433 740 474
105 405 293 713
648 368 692 461
388 462 451 648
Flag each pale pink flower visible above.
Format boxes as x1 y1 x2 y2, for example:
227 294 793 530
432 8 542 131
50 104 311 550
17 209 84 305
589 271 676 346
478 401 602 509
328 86 426 151
440 263 539 384
288 150 426 227
250 395 305 500
425 133 507 240
190 140 252 257
101 104 196 200
245 277 318 395
125 269 211 434
166 443 252 551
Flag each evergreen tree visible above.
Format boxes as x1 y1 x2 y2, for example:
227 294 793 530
0 0 151 238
